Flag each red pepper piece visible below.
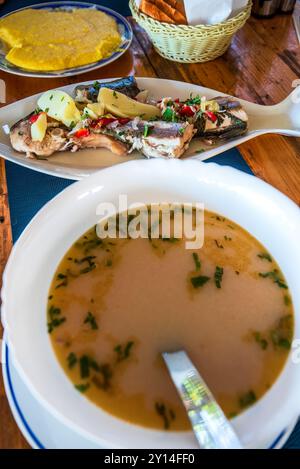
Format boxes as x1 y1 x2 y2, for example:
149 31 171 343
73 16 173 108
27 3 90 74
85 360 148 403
117 118 131 125
91 117 131 128
91 117 116 128
74 128 90 138
206 111 218 123
179 105 194 117
29 113 42 124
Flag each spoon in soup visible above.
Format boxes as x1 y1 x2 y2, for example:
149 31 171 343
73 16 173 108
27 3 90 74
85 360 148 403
162 351 243 449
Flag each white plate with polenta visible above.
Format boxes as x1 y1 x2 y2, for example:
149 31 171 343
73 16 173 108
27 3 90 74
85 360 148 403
0 1 132 78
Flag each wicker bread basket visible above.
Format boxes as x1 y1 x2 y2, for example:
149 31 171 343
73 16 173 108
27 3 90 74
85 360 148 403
129 0 252 63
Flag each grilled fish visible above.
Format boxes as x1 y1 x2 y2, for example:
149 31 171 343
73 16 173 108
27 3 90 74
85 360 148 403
9 79 248 161
74 76 140 103
10 113 194 160
10 114 128 159
194 96 248 141
103 118 195 159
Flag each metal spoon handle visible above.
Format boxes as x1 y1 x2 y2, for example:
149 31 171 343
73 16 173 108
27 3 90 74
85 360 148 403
162 351 243 449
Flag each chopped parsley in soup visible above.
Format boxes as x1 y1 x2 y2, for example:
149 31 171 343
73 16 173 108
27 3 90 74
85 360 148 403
47 208 294 431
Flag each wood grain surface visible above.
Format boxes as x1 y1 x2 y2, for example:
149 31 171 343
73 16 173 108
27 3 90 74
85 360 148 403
0 10 299 448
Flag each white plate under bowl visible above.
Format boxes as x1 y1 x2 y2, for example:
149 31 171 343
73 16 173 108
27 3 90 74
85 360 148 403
1 339 297 449
2 159 300 448
0 2 132 78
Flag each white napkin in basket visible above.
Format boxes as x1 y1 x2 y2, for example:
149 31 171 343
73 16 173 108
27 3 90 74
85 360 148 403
183 0 248 25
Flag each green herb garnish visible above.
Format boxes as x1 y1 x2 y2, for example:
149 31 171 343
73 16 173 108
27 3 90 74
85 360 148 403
214 266 223 289
93 81 100 90
192 252 201 271
47 305 66 334
143 124 150 137
75 383 90 393
284 295 291 306
190 275 210 289
214 240 224 249
186 93 201 106
57 273 66 279
67 352 78 369
74 255 97 274
55 272 68 289
91 364 112 391
114 341 134 362
239 390 256 409
257 252 272 262
79 355 90 379
80 264 96 274
155 402 175 430
259 270 288 289
76 231 102 254
270 315 293 350
253 332 268 350
162 107 178 122
84 312 98 330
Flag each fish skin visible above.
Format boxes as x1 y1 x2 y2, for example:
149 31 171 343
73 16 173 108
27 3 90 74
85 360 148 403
194 96 248 141
74 76 140 103
103 119 195 158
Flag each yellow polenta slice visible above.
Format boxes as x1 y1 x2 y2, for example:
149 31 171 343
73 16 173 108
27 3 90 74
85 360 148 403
69 9 121 65
0 8 121 71
0 10 89 47
6 35 121 71
72 8 119 30
6 44 76 71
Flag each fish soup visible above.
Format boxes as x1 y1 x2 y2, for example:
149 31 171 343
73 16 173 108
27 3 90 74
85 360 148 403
47 207 293 431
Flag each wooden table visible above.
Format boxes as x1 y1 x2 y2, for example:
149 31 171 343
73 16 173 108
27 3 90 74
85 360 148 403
0 11 300 448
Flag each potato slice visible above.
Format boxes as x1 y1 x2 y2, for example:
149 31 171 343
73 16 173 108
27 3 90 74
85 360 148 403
83 102 105 120
98 88 160 120
87 102 104 116
31 112 47 142
37 90 81 128
83 106 98 120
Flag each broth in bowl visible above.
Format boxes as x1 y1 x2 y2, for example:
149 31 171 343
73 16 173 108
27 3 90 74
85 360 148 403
47 207 293 431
